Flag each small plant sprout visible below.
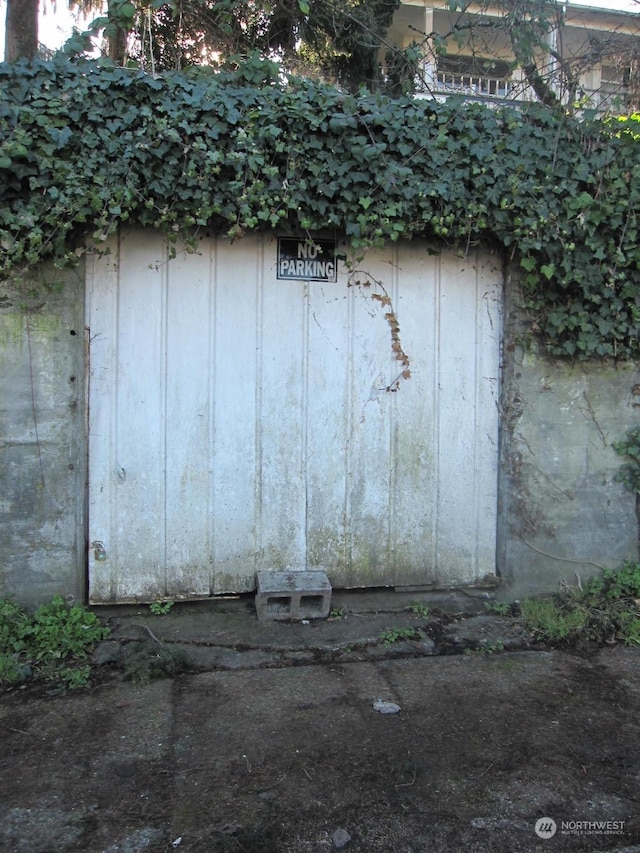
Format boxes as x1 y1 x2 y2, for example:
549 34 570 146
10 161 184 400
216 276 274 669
380 627 422 646
464 640 505 656
484 601 511 616
408 601 430 618
149 601 174 616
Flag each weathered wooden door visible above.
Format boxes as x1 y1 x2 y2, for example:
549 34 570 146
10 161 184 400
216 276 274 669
87 230 501 602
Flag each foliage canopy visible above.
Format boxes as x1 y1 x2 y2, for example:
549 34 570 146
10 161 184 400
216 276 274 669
64 0 406 92
1 57 640 359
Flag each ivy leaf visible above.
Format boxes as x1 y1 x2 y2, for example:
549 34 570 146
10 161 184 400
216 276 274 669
63 30 94 56
113 0 136 20
298 0 310 13
520 256 536 272
47 126 72 150
540 263 555 280
572 191 594 210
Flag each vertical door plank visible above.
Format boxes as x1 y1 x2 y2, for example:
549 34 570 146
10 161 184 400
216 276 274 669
112 231 168 599
87 238 119 602
435 249 499 582
470 252 502 578
257 236 307 570
210 238 261 592
341 250 395 585
164 243 213 597
388 250 439 584
305 272 350 576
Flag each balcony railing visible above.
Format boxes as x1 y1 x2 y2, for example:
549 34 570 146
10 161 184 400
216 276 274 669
434 70 514 98
415 64 629 115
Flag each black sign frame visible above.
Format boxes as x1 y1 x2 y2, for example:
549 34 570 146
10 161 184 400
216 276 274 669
277 238 337 282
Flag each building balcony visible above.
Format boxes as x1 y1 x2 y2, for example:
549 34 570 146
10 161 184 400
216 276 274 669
433 69 514 99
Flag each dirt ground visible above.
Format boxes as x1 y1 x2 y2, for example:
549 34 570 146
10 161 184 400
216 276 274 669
1 629 640 853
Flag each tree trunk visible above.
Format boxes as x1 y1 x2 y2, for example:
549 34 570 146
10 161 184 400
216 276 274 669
4 0 39 62
108 25 128 65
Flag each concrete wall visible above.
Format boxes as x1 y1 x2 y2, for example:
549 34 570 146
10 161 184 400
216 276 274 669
497 269 640 600
0 262 87 608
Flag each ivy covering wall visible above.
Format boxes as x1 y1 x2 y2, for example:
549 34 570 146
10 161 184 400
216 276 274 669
1 56 639 359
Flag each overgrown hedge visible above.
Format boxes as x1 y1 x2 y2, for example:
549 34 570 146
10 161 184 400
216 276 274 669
1 56 639 359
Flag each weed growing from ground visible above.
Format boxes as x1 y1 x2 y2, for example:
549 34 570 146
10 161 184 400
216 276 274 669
122 641 189 684
520 562 640 646
581 562 640 601
149 600 174 615
380 627 423 646
484 601 511 617
0 595 109 689
407 601 430 618
520 598 589 641
616 610 640 645
464 640 505 656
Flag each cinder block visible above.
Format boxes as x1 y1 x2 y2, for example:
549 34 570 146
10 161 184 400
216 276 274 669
255 571 332 621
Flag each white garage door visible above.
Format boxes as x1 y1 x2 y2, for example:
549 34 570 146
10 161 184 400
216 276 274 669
87 230 501 603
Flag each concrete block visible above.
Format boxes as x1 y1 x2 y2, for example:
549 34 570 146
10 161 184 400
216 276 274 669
255 571 332 621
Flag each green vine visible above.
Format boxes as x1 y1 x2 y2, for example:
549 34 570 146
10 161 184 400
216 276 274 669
613 428 640 493
1 56 640 359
